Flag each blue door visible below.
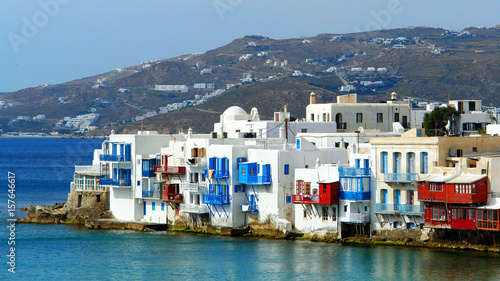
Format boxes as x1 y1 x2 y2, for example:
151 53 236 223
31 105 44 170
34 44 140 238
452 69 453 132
143 202 146 215
112 144 117 155
381 189 387 204
363 159 369 169
355 159 360 168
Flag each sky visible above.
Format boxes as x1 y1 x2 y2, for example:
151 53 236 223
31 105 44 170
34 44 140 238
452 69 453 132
1 0 499 93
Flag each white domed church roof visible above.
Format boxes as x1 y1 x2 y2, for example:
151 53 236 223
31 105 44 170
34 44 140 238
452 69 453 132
221 106 248 122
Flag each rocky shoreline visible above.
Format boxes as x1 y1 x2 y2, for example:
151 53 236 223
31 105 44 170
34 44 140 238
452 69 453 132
16 203 113 225
16 202 500 253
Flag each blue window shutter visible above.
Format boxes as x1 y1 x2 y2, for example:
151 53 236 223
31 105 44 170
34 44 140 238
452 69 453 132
355 159 360 168
209 157 215 170
284 164 289 175
382 152 388 173
161 202 165 211
152 202 155 211
125 144 131 161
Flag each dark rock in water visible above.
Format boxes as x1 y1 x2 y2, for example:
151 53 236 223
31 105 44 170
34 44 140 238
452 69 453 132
231 226 250 236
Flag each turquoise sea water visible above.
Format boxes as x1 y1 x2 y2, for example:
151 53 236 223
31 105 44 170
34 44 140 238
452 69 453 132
1 138 500 280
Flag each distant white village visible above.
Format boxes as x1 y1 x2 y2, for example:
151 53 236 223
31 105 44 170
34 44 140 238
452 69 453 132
71 92 500 238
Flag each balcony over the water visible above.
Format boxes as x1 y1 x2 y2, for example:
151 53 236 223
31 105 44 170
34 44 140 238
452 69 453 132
418 176 488 204
99 178 131 187
238 163 271 185
292 182 339 205
242 194 258 212
180 182 204 192
384 173 417 183
142 190 161 199
202 194 230 205
340 191 370 201
99 154 130 162
340 213 370 223
162 184 183 203
205 157 229 179
184 157 207 167
339 167 370 177
180 204 209 214
205 169 229 179
154 165 186 175
163 192 183 203
375 203 423 215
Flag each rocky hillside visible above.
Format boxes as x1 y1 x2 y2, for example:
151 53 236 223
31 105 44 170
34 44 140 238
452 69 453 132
1 26 499 134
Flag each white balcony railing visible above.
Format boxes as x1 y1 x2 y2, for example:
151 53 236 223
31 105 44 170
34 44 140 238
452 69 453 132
340 213 370 223
180 182 200 192
74 165 100 174
180 204 209 214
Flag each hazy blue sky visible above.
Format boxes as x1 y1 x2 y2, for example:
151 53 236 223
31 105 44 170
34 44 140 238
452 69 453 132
1 0 499 92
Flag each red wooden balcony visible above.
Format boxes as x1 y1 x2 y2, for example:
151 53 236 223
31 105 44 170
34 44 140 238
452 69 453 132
418 181 446 202
292 182 339 205
154 165 186 175
163 192 183 203
418 176 488 204
162 183 183 203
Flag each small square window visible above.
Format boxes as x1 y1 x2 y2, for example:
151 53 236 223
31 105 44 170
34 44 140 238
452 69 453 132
301 128 307 133
377 113 383 123
472 147 477 152
482 169 487 175
356 113 363 123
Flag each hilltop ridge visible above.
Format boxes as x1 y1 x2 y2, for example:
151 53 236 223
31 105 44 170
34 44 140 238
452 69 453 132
1 26 499 135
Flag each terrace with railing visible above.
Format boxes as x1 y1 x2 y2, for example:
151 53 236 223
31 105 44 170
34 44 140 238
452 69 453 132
384 173 417 183
99 178 131 187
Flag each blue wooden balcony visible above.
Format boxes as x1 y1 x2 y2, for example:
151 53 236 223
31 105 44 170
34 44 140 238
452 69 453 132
374 203 423 215
374 203 400 214
239 163 271 185
400 204 424 215
340 191 370 201
100 154 130 162
142 190 161 198
142 170 156 178
202 194 230 205
239 174 271 185
204 169 229 179
99 178 131 187
241 202 258 212
339 167 370 177
384 173 417 183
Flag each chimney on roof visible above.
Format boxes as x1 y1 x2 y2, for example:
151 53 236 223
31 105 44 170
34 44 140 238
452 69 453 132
310 92 316 104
